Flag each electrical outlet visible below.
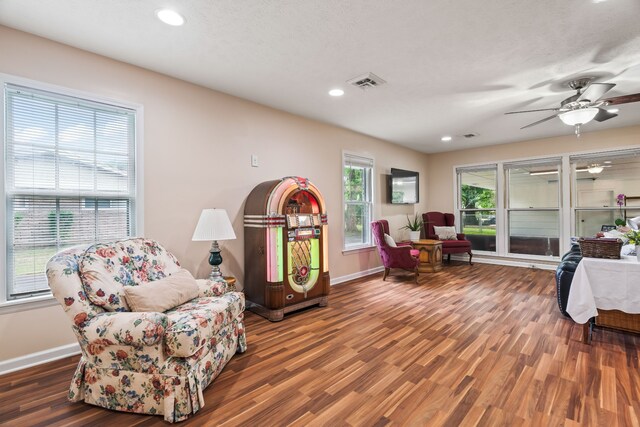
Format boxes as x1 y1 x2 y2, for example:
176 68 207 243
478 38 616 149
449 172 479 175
251 154 258 167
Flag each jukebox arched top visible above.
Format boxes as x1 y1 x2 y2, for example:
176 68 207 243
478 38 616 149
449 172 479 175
266 176 326 216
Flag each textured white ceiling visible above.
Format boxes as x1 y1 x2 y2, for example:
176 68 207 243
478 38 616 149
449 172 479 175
1 0 640 153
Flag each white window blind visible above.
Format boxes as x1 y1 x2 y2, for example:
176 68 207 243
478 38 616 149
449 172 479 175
4 84 137 300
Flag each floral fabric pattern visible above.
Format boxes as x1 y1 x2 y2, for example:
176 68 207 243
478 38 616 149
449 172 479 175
164 293 245 357
47 240 247 423
80 238 182 312
196 279 228 297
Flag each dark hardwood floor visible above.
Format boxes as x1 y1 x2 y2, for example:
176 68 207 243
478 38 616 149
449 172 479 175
2 263 640 426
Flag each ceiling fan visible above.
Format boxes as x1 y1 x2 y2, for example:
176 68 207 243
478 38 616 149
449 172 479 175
506 77 640 136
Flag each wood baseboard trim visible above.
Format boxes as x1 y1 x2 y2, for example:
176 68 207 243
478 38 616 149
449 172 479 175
330 266 385 286
449 254 557 271
0 342 80 376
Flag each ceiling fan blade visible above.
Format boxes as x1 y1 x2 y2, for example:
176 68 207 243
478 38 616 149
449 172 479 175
505 108 559 115
603 93 640 105
521 114 559 129
561 93 580 106
577 83 616 102
593 108 618 122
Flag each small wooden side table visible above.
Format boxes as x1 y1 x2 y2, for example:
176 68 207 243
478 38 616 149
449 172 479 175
412 239 443 273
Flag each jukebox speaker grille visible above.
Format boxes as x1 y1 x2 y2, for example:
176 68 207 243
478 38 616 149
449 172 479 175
289 239 319 297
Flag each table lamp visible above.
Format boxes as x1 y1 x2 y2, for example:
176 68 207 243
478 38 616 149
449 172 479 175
192 208 236 280
628 216 640 231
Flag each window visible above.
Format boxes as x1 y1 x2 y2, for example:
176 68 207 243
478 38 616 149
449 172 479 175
458 149 640 261
505 159 561 256
571 150 640 237
457 166 497 252
343 153 374 250
3 81 138 301
457 158 563 259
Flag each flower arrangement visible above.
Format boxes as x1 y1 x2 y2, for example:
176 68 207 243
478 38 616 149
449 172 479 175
627 229 640 246
615 193 626 226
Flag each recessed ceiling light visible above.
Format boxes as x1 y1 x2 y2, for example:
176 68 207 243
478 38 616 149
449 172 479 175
328 89 344 97
156 9 185 26
607 108 619 113
441 136 452 142
592 0 607 3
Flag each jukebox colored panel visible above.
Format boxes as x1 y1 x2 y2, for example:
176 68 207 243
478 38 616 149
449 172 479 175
266 226 284 283
286 237 320 295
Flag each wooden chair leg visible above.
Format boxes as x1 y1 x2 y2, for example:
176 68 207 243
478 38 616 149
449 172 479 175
468 251 473 265
383 268 389 281
415 269 419 284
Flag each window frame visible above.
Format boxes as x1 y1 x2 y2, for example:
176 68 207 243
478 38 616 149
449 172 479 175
456 148 640 262
0 73 144 310
456 165 498 254
570 149 640 238
458 159 565 261
342 151 375 252
504 159 563 257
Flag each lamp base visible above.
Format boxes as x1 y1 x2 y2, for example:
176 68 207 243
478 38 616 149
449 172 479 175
208 240 225 281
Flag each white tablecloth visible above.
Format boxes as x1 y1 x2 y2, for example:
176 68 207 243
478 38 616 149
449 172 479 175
566 255 640 324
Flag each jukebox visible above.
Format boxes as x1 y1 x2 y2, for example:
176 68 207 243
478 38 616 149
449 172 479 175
244 176 329 321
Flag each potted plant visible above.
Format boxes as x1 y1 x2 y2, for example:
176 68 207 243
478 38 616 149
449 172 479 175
401 214 423 241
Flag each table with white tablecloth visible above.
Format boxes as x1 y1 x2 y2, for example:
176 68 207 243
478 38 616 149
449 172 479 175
566 255 640 341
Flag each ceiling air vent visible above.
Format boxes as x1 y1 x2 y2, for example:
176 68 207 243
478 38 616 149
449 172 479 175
347 72 387 90
464 133 479 139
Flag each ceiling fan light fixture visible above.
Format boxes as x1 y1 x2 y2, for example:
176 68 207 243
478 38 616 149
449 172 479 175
558 108 599 126
587 164 604 174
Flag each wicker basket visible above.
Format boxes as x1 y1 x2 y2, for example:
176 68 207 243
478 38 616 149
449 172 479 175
595 309 640 333
578 237 623 259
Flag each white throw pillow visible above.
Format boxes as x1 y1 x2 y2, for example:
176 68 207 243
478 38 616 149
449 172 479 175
384 233 397 247
433 226 458 240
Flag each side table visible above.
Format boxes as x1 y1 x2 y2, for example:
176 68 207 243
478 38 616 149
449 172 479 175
412 239 443 273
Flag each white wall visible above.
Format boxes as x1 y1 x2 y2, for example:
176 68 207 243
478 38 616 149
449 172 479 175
0 25 429 362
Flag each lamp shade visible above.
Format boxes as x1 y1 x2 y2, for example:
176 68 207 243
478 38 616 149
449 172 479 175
558 108 598 126
628 216 640 231
192 209 236 241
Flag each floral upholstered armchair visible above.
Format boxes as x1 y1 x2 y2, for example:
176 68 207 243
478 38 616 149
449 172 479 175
46 238 247 423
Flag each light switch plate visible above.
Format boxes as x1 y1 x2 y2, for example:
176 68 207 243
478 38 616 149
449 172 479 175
251 154 259 167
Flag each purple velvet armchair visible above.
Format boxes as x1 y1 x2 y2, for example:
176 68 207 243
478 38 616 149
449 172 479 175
371 220 420 283
422 212 473 265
